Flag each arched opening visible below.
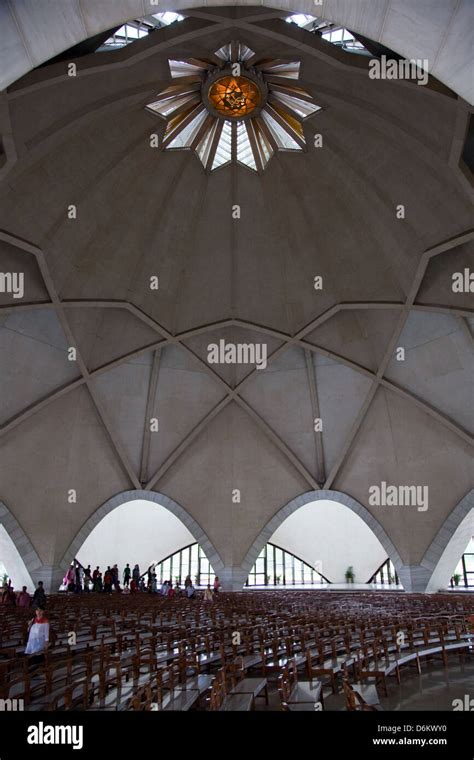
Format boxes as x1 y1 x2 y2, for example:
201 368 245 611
449 537 474 591
424 496 474 593
0 523 34 591
242 490 404 589
153 543 216 587
246 542 330 587
59 490 224 586
76 499 195 573
0 501 42 593
368 559 400 587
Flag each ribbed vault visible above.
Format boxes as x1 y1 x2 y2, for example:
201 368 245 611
0 9 472 590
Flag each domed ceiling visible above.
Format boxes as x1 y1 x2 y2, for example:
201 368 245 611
0 7 472 590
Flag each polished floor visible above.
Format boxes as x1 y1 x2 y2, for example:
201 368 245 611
246 583 405 591
258 660 474 712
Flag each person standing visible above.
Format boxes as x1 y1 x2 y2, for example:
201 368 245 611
66 564 75 592
2 582 15 605
185 583 196 599
132 564 140 585
103 567 112 593
203 585 213 603
213 576 221 594
25 607 49 665
74 563 82 593
123 564 131 588
16 586 31 608
32 581 46 609
84 565 92 592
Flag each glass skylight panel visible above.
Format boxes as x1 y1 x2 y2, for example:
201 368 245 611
212 121 232 170
169 60 207 78
152 12 184 26
261 110 301 150
147 41 322 172
324 27 344 43
214 44 231 62
269 102 304 139
115 24 148 40
197 121 219 167
272 91 321 118
102 23 149 48
282 15 369 54
239 44 255 62
215 43 254 63
286 14 317 28
257 62 300 79
321 26 366 51
236 122 257 171
255 125 273 167
163 108 191 141
147 91 199 117
167 108 207 149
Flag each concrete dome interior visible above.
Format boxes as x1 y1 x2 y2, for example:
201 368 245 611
0 3 472 596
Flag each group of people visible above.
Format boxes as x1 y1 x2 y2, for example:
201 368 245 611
1 579 46 609
1 570 223 666
62 561 222 598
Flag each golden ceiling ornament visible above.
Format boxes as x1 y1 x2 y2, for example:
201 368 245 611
145 41 323 173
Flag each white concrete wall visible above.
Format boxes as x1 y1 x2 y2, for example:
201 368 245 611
270 499 387 582
76 499 194 572
0 523 35 590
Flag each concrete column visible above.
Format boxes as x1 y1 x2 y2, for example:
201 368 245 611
30 565 64 594
219 566 247 592
397 565 433 593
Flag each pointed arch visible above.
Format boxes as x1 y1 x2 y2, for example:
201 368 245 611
241 489 404 581
423 489 474 592
0 500 41 587
59 489 225 577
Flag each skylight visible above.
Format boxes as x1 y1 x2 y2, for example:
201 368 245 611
101 13 184 50
145 41 323 173
285 14 369 55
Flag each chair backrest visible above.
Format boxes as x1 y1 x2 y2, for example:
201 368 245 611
222 658 244 689
208 672 225 711
342 678 358 711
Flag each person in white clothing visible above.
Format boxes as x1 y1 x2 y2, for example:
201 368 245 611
203 585 213 603
25 607 50 659
185 584 196 599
